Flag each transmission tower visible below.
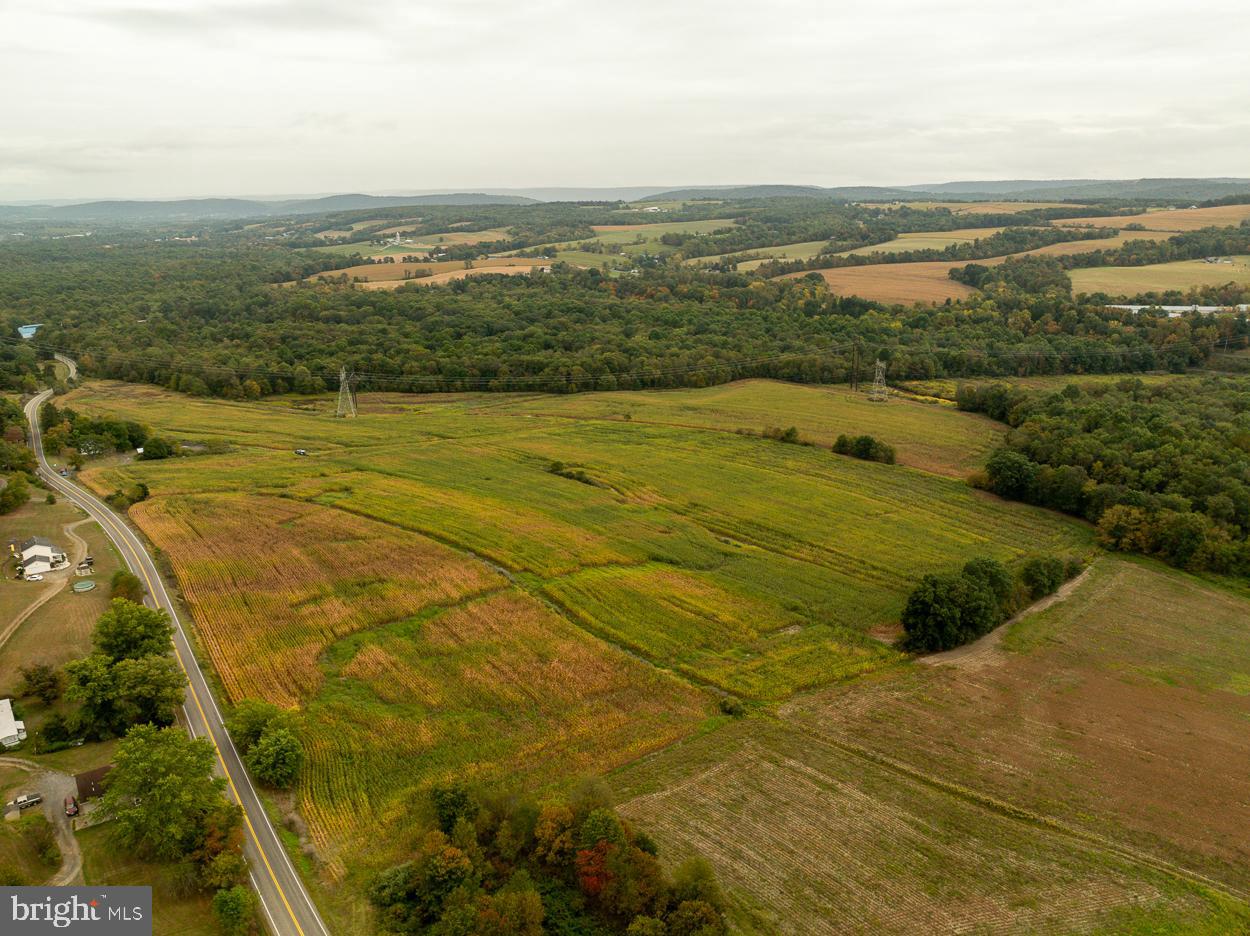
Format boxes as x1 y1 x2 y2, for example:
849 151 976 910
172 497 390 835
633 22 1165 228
335 366 358 418
868 359 888 402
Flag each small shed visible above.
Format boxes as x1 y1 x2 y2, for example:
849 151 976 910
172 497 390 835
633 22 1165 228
75 765 114 800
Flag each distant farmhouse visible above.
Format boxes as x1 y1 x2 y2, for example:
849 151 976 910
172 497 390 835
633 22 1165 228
13 536 69 577
0 698 26 749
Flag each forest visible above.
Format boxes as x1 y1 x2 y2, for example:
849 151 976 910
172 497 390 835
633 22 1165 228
1 230 1242 399
960 376 1250 576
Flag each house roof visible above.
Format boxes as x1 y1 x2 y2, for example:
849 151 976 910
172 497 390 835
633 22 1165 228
0 699 20 741
75 765 114 800
20 536 61 552
18 555 51 569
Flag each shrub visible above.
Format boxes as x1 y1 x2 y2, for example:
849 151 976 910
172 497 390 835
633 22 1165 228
18 663 63 705
110 570 145 602
717 697 744 717
984 449 1039 500
833 434 895 464
1020 556 1065 600
245 727 303 789
211 885 256 936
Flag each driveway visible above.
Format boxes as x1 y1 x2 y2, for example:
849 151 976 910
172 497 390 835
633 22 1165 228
0 755 82 884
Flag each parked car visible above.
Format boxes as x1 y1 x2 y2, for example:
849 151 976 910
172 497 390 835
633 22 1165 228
9 793 42 811
59 468 68 476
25 574 43 583
64 796 79 817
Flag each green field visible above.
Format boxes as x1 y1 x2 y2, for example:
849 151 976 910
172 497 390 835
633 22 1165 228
694 239 833 271
1071 255 1250 296
502 218 740 266
833 226 1009 257
61 378 1093 927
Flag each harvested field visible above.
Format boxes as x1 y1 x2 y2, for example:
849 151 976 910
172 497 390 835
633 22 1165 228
614 717 1246 934
129 493 502 705
1070 255 1250 296
783 260 981 304
1056 203 1250 232
359 263 550 288
308 255 543 285
784 557 1250 892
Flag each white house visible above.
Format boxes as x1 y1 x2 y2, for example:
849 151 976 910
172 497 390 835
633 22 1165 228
17 536 68 577
0 698 26 749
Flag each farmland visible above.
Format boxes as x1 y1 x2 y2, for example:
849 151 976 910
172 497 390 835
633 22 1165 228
834 226 1008 257
777 229 1181 304
613 716 1248 935
783 556 1250 893
61 377 1095 925
784 260 980 304
307 255 549 286
865 200 1088 214
1070 255 1250 296
1056 203 1250 232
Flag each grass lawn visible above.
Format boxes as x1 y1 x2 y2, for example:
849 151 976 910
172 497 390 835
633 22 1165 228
78 824 218 935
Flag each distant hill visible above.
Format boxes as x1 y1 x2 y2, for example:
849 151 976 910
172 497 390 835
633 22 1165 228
646 178 1250 204
0 192 537 222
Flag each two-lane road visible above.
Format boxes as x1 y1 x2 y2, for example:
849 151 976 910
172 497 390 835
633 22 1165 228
24 389 330 936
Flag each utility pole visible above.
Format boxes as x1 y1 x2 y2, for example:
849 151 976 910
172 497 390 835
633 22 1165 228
868 359 888 402
850 343 860 392
336 366 357 418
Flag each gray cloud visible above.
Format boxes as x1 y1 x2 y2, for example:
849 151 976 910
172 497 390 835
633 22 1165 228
2 0 1248 199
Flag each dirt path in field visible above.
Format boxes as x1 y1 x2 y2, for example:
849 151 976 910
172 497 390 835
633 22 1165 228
922 562 1096 669
0 756 82 885
0 519 94 656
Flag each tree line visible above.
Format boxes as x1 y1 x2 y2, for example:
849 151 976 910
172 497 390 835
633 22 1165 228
959 377 1250 577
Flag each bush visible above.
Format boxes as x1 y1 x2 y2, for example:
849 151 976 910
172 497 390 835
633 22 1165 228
762 425 805 445
45 493 56 505
211 885 256 936
110 570 145 602
833 433 895 464
984 449 1038 500
18 663 63 704
717 697 744 717
1019 556 1065 600
901 571 1003 652
245 727 303 789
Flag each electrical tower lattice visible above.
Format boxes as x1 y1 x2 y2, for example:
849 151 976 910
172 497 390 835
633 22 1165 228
868 360 888 402
336 366 358 418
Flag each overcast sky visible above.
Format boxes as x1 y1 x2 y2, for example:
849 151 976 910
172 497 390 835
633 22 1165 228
2 0 1248 201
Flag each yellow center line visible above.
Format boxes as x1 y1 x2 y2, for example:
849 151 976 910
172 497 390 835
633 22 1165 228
47 463 307 936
